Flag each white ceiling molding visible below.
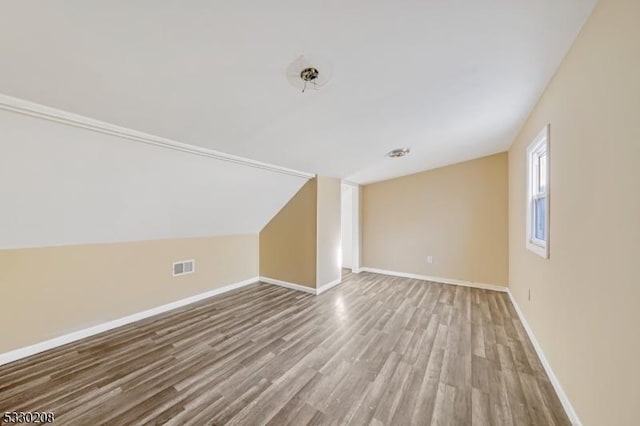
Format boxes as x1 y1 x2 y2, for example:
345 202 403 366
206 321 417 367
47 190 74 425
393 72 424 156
0 93 315 180
0 106 310 249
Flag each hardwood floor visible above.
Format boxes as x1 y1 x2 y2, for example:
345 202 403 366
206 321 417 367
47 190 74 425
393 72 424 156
0 270 569 425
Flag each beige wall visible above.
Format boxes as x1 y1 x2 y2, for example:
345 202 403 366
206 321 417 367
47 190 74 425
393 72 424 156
316 176 342 287
508 0 640 424
259 179 318 288
363 153 508 286
0 234 258 354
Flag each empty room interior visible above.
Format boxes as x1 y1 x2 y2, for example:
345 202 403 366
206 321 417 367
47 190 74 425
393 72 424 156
1 0 638 425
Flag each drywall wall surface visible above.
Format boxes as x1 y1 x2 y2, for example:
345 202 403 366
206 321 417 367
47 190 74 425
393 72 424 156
363 153 508 286
316 176 342 287
508 0 640 423
0 234 258 353
259 179 318 288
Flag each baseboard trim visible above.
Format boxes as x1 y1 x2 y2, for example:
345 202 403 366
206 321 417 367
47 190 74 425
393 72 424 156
361 266 577 423
259 276 342 296
507 291 581 426
317 277 342 295
259 276 316 295
360 267 508 292
0 276 259 367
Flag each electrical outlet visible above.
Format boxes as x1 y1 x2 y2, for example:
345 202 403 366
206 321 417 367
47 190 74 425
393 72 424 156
427 256 433 264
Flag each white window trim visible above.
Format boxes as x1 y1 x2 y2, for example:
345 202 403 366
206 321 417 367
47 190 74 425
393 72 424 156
526 125 550 259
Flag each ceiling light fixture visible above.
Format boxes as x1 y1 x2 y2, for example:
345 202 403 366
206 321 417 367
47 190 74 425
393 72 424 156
286 55 332 93
387 148 411 158
299 67 319 92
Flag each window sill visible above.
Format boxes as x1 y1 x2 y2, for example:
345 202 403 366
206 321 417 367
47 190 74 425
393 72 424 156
526 240 549 259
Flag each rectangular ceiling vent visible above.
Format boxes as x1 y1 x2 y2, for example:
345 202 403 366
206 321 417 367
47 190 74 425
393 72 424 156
173 259 195 277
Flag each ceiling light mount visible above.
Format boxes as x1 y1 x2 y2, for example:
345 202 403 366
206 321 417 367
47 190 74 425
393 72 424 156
286 55 332 93
300 67 319 82
387 148 411 158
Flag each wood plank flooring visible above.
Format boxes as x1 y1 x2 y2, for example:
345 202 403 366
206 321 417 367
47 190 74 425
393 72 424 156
0 270 570 425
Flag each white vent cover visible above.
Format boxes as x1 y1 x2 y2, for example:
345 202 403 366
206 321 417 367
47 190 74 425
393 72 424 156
173 259 195 276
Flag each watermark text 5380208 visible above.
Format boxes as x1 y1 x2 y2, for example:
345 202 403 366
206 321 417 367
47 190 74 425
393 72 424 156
2 411 55 424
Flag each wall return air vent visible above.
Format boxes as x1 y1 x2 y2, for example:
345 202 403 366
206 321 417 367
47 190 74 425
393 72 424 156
173 259 195 277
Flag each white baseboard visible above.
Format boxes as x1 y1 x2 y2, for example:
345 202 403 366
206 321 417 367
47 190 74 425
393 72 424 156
0 266 579 425
0 276 259 366
259 276 342 296
361 266 577 424
259 276 316 295
317 277 342 295
360 267 507 292
507 291 581 426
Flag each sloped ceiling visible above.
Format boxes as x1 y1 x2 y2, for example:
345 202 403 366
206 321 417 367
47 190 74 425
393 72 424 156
0 107 309 249
0 0 596 183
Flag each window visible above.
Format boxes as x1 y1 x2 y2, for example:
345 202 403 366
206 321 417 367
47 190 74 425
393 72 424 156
526 125 550 258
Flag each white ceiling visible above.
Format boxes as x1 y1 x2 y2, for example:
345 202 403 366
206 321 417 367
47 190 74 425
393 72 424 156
0 107 308 249
0 0 596 184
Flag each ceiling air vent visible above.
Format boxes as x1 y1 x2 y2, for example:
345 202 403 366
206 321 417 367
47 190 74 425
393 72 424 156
387 148 410 158
173 259 195 277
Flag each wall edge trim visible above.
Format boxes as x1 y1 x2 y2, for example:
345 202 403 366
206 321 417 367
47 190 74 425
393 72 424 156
360 267 508 292
259 276 317 294
507 290 582 426
0 93 314 179
260 276 342 296
341 180 360 188
0 276 259 366
317 277 342 295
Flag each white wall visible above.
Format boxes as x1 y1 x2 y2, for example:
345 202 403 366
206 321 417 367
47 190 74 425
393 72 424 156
0 106 309 249
316 177 342 287
341 184 353 269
